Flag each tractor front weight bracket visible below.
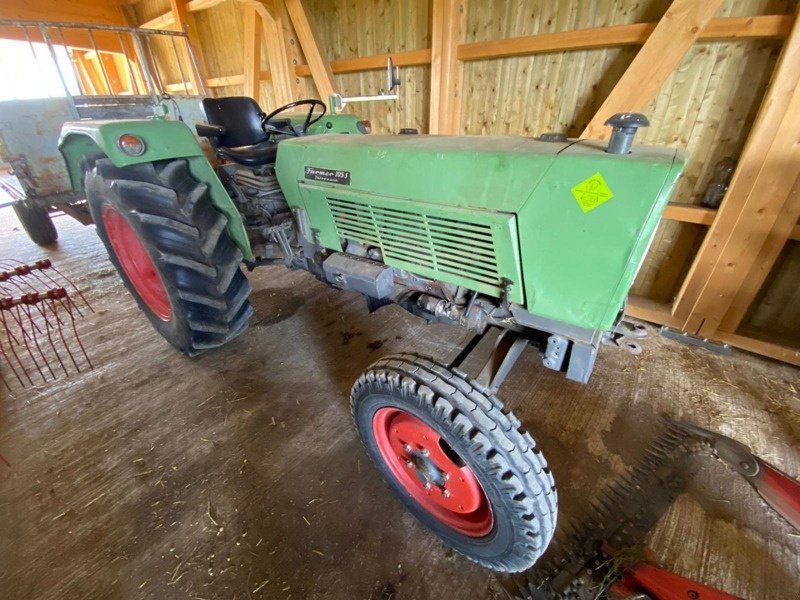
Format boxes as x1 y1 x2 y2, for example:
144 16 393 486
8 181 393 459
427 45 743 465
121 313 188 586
448 327 543 394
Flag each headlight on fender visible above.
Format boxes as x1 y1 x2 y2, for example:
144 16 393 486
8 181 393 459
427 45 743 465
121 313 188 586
117 134 146 156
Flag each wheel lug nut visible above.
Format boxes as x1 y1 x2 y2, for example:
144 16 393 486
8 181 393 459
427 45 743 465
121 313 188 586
405 461 414 469
403 444 412 453
420 448 429 456
423 482 431 490
442 489 451 498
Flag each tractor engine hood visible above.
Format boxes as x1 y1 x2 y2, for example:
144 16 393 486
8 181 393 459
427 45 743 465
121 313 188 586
276 134 567 213
276 134 686 333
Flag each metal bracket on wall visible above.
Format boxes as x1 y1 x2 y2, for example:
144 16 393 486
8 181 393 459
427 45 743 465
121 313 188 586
660 326 732 355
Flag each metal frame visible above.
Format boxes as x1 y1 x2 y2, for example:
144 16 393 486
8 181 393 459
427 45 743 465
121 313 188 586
0 19 206 111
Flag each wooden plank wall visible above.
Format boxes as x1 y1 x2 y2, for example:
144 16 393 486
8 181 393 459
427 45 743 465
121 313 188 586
124 0 800 361
304 0 431 134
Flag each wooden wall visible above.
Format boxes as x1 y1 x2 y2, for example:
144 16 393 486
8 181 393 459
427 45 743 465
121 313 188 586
304 0 431 134
119 0 800 360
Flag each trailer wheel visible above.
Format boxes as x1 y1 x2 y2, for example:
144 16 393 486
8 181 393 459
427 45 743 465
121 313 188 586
351 353 556 572
85 158 252 355
12 201 58 246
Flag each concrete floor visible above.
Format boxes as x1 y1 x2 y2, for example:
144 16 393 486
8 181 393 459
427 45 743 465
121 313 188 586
0 208 798 600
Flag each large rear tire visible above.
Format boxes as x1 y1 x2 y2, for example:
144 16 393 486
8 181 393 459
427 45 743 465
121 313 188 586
85 158 252 355
351 353 557 572
12 201 58 246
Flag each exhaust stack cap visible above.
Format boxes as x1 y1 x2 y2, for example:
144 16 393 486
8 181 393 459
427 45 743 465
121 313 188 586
604 113 649 155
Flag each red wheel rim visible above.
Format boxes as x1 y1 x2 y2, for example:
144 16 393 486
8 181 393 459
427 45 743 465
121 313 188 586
372 407 493 537
102 205 172 321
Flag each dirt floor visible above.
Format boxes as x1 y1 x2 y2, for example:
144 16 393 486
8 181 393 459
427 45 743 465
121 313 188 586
0 207 798 600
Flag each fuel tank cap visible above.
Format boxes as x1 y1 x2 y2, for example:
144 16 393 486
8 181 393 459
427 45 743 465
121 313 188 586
537 132 568 143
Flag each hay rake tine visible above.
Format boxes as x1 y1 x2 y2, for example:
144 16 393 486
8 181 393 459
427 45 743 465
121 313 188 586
51 297 82 373
20 302 56 380
0 309 33 386
59 295 92 371
3 303 47 383
0 337 25 388
35 297 69 376
13 304 49 383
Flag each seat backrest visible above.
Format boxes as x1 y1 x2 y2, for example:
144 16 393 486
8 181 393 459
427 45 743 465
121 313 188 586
202 96 268 148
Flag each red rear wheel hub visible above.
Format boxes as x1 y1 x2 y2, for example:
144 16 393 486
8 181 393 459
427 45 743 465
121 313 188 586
372 407 493 537
102 205 172 321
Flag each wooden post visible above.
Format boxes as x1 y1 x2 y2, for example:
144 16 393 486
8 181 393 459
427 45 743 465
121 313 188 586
672 8 800 336
169 0 209 94
718 176 800 333
72 51 100 94
242 2 262 100
274 0 307 100
244 1 301 107
283 0 336 101
581 0 723 140
429 0 466 135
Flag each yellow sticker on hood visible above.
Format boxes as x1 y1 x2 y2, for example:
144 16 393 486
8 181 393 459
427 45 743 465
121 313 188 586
571 172 614 213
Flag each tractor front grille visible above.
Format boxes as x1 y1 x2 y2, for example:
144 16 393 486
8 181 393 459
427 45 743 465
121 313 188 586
327 197 501 287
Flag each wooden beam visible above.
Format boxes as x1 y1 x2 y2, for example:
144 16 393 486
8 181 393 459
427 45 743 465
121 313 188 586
140 12 176 30
283 0 337 100
625 296 682 329
0 0 127 25
717 178 800 332
241 2 262 100
458 15 793 62
295 48 432 77
169 0 208 94
660 202 800 239
206 74 245 87
135 0 228 30
274 0 308 99
243 1 300 107
204 48 430 88
714 331 800 367
72 50 102 95
662 203 716 226
581 0 724 140
673 9 800 336
186 0 229 11
429 0 467 135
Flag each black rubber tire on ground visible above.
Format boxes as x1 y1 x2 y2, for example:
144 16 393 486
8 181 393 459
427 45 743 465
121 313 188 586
12 201 58 246
351 353 557 572
85 158 252 355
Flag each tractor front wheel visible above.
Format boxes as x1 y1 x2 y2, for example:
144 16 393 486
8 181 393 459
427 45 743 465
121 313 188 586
351 353 557 572
13 201 58 246
85 158 252 355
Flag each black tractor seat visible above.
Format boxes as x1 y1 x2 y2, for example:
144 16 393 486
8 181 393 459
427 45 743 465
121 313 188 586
196 96 278 168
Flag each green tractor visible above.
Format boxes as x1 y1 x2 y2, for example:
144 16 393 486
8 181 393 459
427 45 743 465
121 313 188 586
58 62 685 572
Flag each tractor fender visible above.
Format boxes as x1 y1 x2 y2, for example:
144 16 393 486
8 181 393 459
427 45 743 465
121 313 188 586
58 119 253 261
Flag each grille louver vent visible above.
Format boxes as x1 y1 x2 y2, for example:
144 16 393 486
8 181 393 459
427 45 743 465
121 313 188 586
327 197 501 288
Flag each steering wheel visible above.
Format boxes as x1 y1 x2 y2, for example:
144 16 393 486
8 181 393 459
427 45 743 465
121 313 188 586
261 99 326 137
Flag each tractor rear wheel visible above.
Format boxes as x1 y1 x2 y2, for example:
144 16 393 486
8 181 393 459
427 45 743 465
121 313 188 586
351 353 556 572
13 201 58 246
85 158 252 355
